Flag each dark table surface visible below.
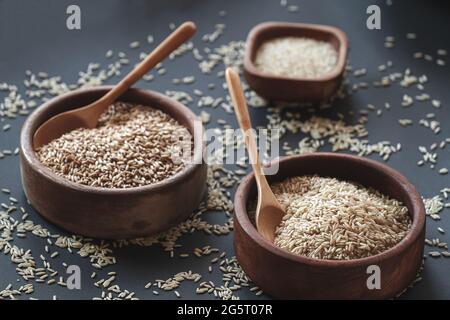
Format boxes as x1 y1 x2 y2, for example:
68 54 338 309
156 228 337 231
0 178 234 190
0 0 449 300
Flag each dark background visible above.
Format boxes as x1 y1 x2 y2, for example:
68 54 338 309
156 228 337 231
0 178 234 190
0 0 449 299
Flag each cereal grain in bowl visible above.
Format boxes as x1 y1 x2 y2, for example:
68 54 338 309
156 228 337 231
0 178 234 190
20 87 207 239
254 37 338 79
37 102 192 188
234 153 425 299
271 175 411 260
243 22 348 102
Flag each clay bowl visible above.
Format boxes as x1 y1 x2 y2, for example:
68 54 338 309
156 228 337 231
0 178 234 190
20 86 207 239
234 153 425 299
243 22 348 102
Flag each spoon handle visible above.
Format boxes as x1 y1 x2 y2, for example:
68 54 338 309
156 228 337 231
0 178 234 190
100 21 197 106
225 68 270 189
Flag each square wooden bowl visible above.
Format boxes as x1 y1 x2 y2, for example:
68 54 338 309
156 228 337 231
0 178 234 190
243 22 349 103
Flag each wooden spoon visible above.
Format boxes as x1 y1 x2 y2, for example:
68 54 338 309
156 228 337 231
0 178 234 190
33 21 197 150
225 68 285 243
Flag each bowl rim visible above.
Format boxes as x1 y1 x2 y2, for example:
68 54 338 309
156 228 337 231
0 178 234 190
234 152 426 268
20 86 205 195
243 21 349 83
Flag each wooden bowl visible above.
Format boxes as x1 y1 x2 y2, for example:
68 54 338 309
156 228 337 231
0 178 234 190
243 22 348 102
20 86 207 239
234 153 425 299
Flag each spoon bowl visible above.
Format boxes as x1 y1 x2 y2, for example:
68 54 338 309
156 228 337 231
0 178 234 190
256 204 286 243
33 109 94 148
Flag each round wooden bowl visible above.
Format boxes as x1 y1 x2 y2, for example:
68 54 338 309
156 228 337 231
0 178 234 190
243 22 348 103
234 153 425 299
20 86 207 239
